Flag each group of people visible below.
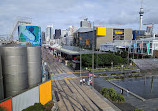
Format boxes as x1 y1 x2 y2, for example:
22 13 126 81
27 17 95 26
80 78 86 85
80 78 93 86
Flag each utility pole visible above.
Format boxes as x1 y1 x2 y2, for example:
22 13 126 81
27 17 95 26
80 37 82 80
92 22 95 87
80 46 82 80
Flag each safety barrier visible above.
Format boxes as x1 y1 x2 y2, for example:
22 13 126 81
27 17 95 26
0 80 52 111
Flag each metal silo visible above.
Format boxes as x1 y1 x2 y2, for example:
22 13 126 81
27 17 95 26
0 50 4 100
27 46 41 88
1 44 28 98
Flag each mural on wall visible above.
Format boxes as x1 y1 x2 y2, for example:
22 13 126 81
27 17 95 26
18 25 41 46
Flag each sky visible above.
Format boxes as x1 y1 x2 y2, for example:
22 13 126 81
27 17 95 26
0 0 158 38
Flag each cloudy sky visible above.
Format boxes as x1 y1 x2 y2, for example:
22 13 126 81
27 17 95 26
0 0 158 38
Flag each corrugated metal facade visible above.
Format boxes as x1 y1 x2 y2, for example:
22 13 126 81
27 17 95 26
0 56 4 100
12 86 39 111
0 98 12 111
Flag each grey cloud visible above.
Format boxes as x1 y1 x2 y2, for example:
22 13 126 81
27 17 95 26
0 0 158 36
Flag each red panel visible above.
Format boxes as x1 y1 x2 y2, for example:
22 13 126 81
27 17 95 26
0 99 12 111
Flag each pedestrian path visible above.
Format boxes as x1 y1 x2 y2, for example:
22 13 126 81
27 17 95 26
52 78 120 111
51 73 77 80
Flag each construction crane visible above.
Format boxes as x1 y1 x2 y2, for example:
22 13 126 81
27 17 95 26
10 17 32 41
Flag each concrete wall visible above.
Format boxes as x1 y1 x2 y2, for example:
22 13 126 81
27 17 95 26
96 28 113 49
124 29 133 40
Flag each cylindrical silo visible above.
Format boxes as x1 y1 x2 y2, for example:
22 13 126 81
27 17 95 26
27 46 42 88
0 50 4 100
1 44 28 98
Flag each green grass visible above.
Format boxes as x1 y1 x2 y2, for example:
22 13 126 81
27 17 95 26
134 109 144 111
105 77 115 80
88 65 138 73
98 73 107 76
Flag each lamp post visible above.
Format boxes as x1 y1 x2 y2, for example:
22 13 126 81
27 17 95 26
79 37 82 80
92 22 95 87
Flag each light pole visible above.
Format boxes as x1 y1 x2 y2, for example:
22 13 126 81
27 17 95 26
80 47 82 80
79 37 82 80
92 22 95 87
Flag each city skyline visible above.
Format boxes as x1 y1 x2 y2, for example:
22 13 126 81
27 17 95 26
0 0 158 36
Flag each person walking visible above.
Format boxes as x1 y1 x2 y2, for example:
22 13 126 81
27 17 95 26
127 89 129 96
90 79 92 86
80 79 83 85
83 78 86 85
121 89 123 94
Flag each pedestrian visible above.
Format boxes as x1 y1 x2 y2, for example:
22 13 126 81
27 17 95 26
127 89 129 96
121 89 123 94
87 80 90 86
80 79 83 85
83 78 86 85
90 79 92 86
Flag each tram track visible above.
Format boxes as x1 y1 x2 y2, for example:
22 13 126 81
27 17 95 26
43 48 108 111
70 79 103 111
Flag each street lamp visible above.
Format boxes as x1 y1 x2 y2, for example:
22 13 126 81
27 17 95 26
92 22 95 87
79 37 82 80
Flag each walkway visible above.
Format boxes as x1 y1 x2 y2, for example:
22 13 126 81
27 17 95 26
52 78 120 111
42 47 121 111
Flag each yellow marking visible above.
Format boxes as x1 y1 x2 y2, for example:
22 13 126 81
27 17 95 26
51 71 89 75
64 79 70 84
51 76 89 81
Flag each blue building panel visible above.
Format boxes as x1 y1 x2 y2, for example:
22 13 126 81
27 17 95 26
18 25 41 46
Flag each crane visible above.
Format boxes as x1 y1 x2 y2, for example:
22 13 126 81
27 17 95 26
10 17 32 41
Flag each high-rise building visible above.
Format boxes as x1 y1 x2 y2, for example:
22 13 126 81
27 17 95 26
67 26 77 45
41 31 45 42
46 25 53 41
54 29 61 39
61 29 67 38
80 18 91 28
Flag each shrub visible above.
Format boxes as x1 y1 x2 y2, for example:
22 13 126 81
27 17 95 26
132 71 137 73
22 103 44 111
116 94 125 103
111 73 117 75
0 107 6 111
100 88 125 103
134 109 144 111
100 88 108 95
44 101 54 111
105 77 114 80
114 76 125 79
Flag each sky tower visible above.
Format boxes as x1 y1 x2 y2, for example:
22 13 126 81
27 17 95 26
139 0 144 30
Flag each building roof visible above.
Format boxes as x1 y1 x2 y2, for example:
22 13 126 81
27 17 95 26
54 45 108 55
74 27 93 33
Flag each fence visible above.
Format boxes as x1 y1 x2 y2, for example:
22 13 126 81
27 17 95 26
0 80 52 111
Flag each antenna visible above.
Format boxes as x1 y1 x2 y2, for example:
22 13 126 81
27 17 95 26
139 0 144 30
141 0 143 8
